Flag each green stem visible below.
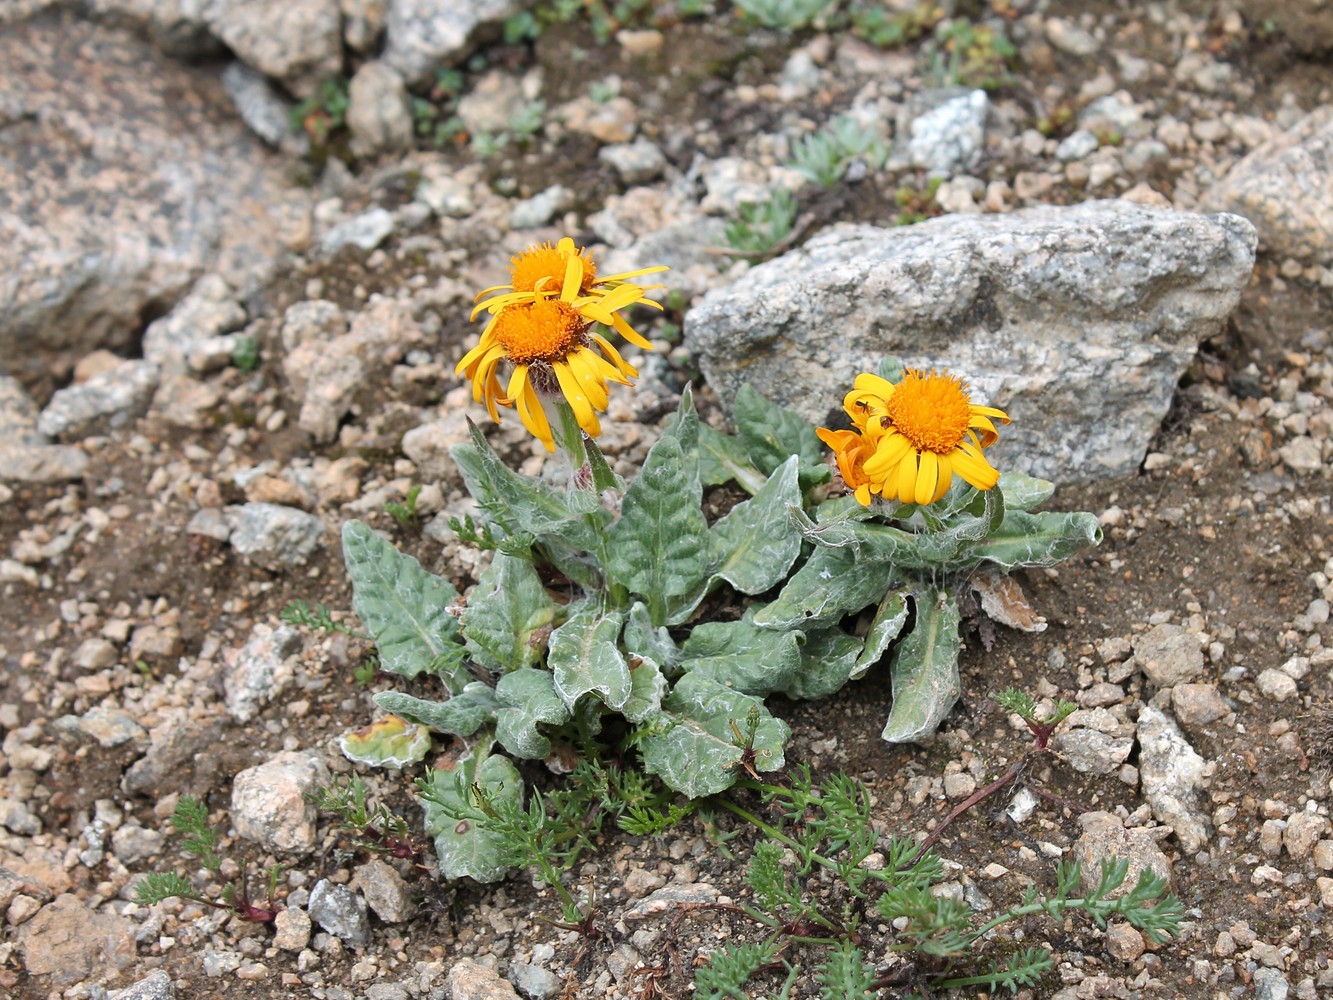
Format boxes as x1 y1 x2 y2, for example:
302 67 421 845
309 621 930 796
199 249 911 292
967 895 1097 944
714 798 848 880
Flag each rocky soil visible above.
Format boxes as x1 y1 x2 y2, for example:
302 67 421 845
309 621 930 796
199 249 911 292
3 1 1333 998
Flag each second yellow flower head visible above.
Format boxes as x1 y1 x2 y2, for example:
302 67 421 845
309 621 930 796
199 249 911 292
818 369 1010 506
456 237 667 450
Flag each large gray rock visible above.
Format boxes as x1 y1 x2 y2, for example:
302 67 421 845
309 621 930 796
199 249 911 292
0 18 309 383
347 61 415 158
202 0 341 96
231 750 328 854
222 62 310 156
687 201 1256 482
0 376 89 482
383 0 521 86
142 275 248 377
84 0 218 57
227 502 326 569
1206 106 1333 265
37 360 159 441
283 297 421 442
1137 705 1212 855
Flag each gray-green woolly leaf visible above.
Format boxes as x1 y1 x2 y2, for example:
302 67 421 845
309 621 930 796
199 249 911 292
965 510 1102 571
374 685 498 737
494 668 570 758
339 715 433 768
882 590 963 744
461 552 556 672
451 424 606 557
639 674 790 798
708 455 803 595
997 472 1056 512
698 424 767 494
732 384 831 492
788 497 878 550
664 574 713 627
622 656 668 723
752 545 893 630
420 742 523 882
342 520 465 686
623 601 680 674
679 609 802 696
780 627 864 700
584 433 625 493
548 605 631 711
854 587 910 678
607 395 709 626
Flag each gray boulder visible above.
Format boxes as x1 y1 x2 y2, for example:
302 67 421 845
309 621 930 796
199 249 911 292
686 201 1256 482
202 0 341 96
222 62 310 156
283 297 421 442
84 0 219 57
37 360 159 441
1137 705 1212 855
142 275 247 377
0 18 309 382
383 0 521 86
1206 106 1333 265
347 61 415 158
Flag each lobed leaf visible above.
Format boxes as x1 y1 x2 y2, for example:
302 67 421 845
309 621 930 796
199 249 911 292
622 656 669 723
622 601 680 674
339 715 433 768
679 608 803 696
698 423 767 494
341 521 465 686
420 740 523 882
853 586 910 677
965 510 1102 571
732 383 831 492
781 627 865 700
753 545 894 630
997 471 1056 512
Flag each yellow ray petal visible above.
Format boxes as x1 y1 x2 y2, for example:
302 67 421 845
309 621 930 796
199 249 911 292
590 332 638 379
553 361 600 437
561 252 583 300
598 265 669 283
862 431 912 481
852 372 897 399
895 450 918 505
953 443 1000 491
567 350 610 411
610 313 654 351
931 452 953 503
914 450 939 506
515 379 554 451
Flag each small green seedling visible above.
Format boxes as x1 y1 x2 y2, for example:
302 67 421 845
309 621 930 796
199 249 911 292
134 796 280 923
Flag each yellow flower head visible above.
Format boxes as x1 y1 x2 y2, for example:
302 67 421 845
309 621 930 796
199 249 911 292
817 370 1010 507
457 238 668 450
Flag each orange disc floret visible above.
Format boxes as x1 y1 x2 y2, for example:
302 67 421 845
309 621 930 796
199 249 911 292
493 299 589 365
508 240 596 296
